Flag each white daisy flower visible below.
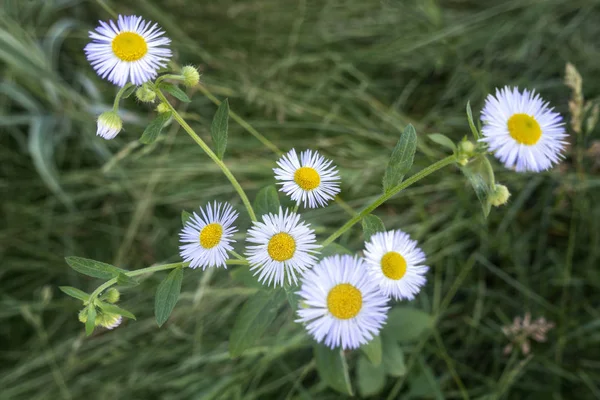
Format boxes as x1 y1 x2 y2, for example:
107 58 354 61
96 111 122 140
363 230 428 301
245 208 319 286
296 255 389 350
179 202 239 269
84 15 172 87
480 86 567 172
274 149 341 208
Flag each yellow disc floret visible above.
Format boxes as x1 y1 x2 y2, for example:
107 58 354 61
507 113 542 145
380 251 407 280
199 223 223 249
267 232 296 261
327 283 363 319
112 32 148 62
294 167 321 191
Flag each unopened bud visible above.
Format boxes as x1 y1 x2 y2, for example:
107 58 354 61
181 65 200 87
136 84 156 103
458 140 475 155
97 312 123 330
156 102 170 113
78 308 88 323
97 111 122 140
489 184 511 207
103 288 120 304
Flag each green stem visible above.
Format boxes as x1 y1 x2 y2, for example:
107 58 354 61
155 74 184 86
320 155 457 247
112 83 133 111
155 90 257 221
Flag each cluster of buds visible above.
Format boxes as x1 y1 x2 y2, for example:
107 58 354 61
78 288 123 330
502 313 555 355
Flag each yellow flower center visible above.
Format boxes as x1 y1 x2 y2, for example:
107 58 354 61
507 113 542 145
267 232 296 261
111 32 148 62
380 251 407 280
327 283 363 319
294 167 321 191
199 223 223 249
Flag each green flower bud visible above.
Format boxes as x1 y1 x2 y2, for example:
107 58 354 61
156 102 170 113
78 308 88 323
489 184 511 207
97 312 122 330
135 85 156 103
181 65 200 87
97 111 123 140
103 288 120 304
457 154 469 166
458 140 475 155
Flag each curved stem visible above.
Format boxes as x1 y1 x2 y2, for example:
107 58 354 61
320 155 457 247
112 83 133 111
156 90 257 221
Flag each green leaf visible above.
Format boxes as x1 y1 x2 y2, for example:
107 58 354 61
210 99 229 160
382 333 406 377
97 301 136 320
116 273 139 287
361 335 382 366
181 210 192 225
85 306 96 336
362 215 385 242
357 354 386 397
253 186 280 217
121 84 137 99
139 112 171 144
318 243 352 260
407 360 444 399
155 267 183 327
428 133 457 152
461 155 495 218
284 285 300 311
65 256 124 280
314 344 353 396
59 286 90 302
160 82 191 103
466 101 481 140
382 124 418 192
383 307 434 343
229 289 286 357
230 267 263 290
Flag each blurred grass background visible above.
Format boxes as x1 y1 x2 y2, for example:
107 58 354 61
1 0 600 398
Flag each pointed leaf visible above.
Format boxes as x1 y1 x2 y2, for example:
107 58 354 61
121 84 137 99
361 335 382 366
181 210 192 225
461 155 495 218
384 307 434 343
160 82 190 103
139 112 171 144
314 344 353 395
116 273 139 287
382 333 406 377
211 99 229 159
253 186 280 217
59 286 90 302
428 133 457 151
362 215 385 242
466 101 481 140
65 256 125 279
85 306 96 336
357 354 386 397
229 289 286 357
97 301 136 320
382 124 417 192
155 267 183 327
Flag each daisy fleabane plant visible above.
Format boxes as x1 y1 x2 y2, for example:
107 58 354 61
480 86 567 172
179 202 239 269
84 15 172 86
274 149 341 208
363 230 428 300
245 207 319 286
296 255 389 350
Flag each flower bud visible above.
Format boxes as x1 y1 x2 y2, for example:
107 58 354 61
97 312 122 330
97 111 122 140
135 84 156 103
156 102 170 113
78 308 88 323
457 154 469 166
103 288 120 304
458 140 475 155
489 184 511 207
181 65 200 87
